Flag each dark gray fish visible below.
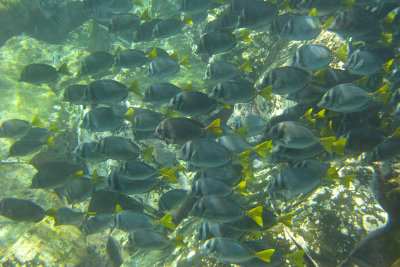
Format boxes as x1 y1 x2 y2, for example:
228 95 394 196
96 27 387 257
73 142 108 162
289 0 344 15
258 66 310 95
266 121 316 149
148 57 180 77
192 178 233 197
0 119 31 139
114 49 147 69
80 51 114 76
195 165 243 187
236 115 265 137
215 135 249 155
180 139 236 168
0 198 45 222
8 139 46 157
152 19 184 39
270 167 322 200
159 189 189 211
108 171 159 194
19 63 69 85
79 214 114 236
204 62 240 81
80 107 123 132
22 127 50 143
209 80 256 104
107 235 124 267
271 143 325 161
143 82 182 104
294 160 331 177
196 31 236 56
124 107 164 132
154 117 209 144
290 44 333 72
129 229 169 250
62 84 88 105
225 208 279 232
117 194 143 213
286 82 326 104
344 127 386 153
109 13 140 32
367 138 400 162
85 79 129 104
114 211 157 232
134 20 162 42
317 83 372 113
322 68 362 87
274 14 321 40
120 160 156 180
145 47 171 59
343 50 383 76
167 91 217 116
237 1 278 29
203 12 238 33
64 176 94 204
95 136 140 160
196 222 243 241
328 7 382 43
87 190 118 214
201 237 274 263
52 207 85 226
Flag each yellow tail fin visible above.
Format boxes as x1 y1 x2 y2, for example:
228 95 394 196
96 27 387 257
158 213 176 230
147 47 158 59
49 122 58 133
113 46 121 57
313 68 327 85
233 126 248 139
315 109 325 119
319 136 337 153
206 119 222 135
171 235 186 248
169 51 179 61
218 101 231 110
115 204 123 213
373 84 392 104
246 206 263 227
158 167 178 184
140 8 151 21
332 138 347 155
390 126 400 138
383 59 394 74
242 167 256 182
239 59 252 72
259 85 272 100
235 150 251 169
252 140 272 158
279 0 291 11
335 43 348 62
322 17 335 29
179 55 191 68
235 181 249 195
91 170 105 183
278 213 294 228
30 114 44 127
124 108 135 123
128 80 143 97
320 120 334 137
255 249 275 262
343 0 355 9
184 14 193 25
183 81 192 91
308 8 317 17
46 136 55 147
141 146 154 163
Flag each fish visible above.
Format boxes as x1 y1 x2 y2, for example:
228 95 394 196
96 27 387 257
83 79 137 105
201 237 275 263
236 115 266 137
73 142 108 162
114 49 147 69
148 56 190 77
367 137 400 162
133 19 162 42
47 207 85 226
152 18 185 39
8 138 51 157
317 83 373 113
19 63 69 85
209 80 270 104
194 165 244 187
0 119 31 139
117 193 143 213
121 160 176 183
196 222 243 241
107 171 160 194
343 127 386 153
196 31 237 56
64 176 94 204
114 210 175 232
190 196 263 225
143 82 182 104
257 66 311 95
191 178 234 197
271 14 321 40
129 230 184 250
87 190 119 215
108 13 140 33
154 118 221 144
62 84 88 105
80 107 123 132
265 121 317 149
0 198 45 222
124 107 164 132
159 189 189 211
166 91 217 116
107 235 124 267
286 82 326 105
290 44 333 72
80 51 114 76
204 60 252 81
94 136 141 161
343 50 385 76
79 214 114 236
237 1 278 29
180 0 212 13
